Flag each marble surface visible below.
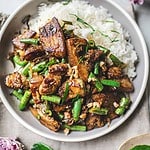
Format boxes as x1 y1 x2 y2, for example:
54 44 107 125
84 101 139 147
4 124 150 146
0 0 150 150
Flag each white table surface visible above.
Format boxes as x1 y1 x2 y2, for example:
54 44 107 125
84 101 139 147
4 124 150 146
0 0 150 150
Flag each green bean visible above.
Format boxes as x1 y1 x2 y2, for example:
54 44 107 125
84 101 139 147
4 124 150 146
13 55 27 67
41 95 61 104
89 107 108 115
31 142 53 150
61 82 69 104
19 90 31 111
115 107 125 115
64 124 86 131
21 62 31 76
101 79 120 87
109 54 126 68
72 98 82 122
94 62 99 75
88 72 103 92
12 90 23 100
115 97 130 115
120 97 130 108
20 38 39 45
32 61 47 72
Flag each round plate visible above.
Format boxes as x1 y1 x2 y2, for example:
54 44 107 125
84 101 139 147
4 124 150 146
119 133 150 150
0 0 149 142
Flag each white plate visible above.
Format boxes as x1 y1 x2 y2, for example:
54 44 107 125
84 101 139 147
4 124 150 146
119 133 150 150
0 0 149 142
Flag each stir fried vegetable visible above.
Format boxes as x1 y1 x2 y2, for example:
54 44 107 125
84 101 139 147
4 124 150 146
13 55 27 67
20 38 39 45
115 97 130 115
72 98 83 122
5 15 134 134
19 90 31 111
41 95 61 104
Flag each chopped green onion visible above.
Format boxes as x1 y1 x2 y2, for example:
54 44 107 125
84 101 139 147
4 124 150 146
88 40 96 48
36 114 41 120
41 95 61 104
109 54 126 68
20 38 39 45
88 72 96 80
29 99 34 105
94 63 99 75
48 57 60 66
61 58 66 63
45 109 52 116
111 30 120 34
95 80 103 92
101 79 120 87
63 0 72 5
89 107 108 115
58 113 64 120
70 14 95 32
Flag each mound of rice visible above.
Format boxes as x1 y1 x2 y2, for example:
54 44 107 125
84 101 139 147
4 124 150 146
29 0 137 78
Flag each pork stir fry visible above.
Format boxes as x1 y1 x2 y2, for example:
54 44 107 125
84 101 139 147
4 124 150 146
5 17 134 134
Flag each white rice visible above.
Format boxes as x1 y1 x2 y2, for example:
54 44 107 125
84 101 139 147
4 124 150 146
29 0 137 78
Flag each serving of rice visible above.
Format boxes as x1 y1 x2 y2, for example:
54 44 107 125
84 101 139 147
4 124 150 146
29 0 137 78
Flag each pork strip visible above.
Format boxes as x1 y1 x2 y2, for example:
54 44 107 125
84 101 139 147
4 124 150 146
12 30 36 50
66 38 87 66
24 45 46 61
39 17 66 58
30 106 60 132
